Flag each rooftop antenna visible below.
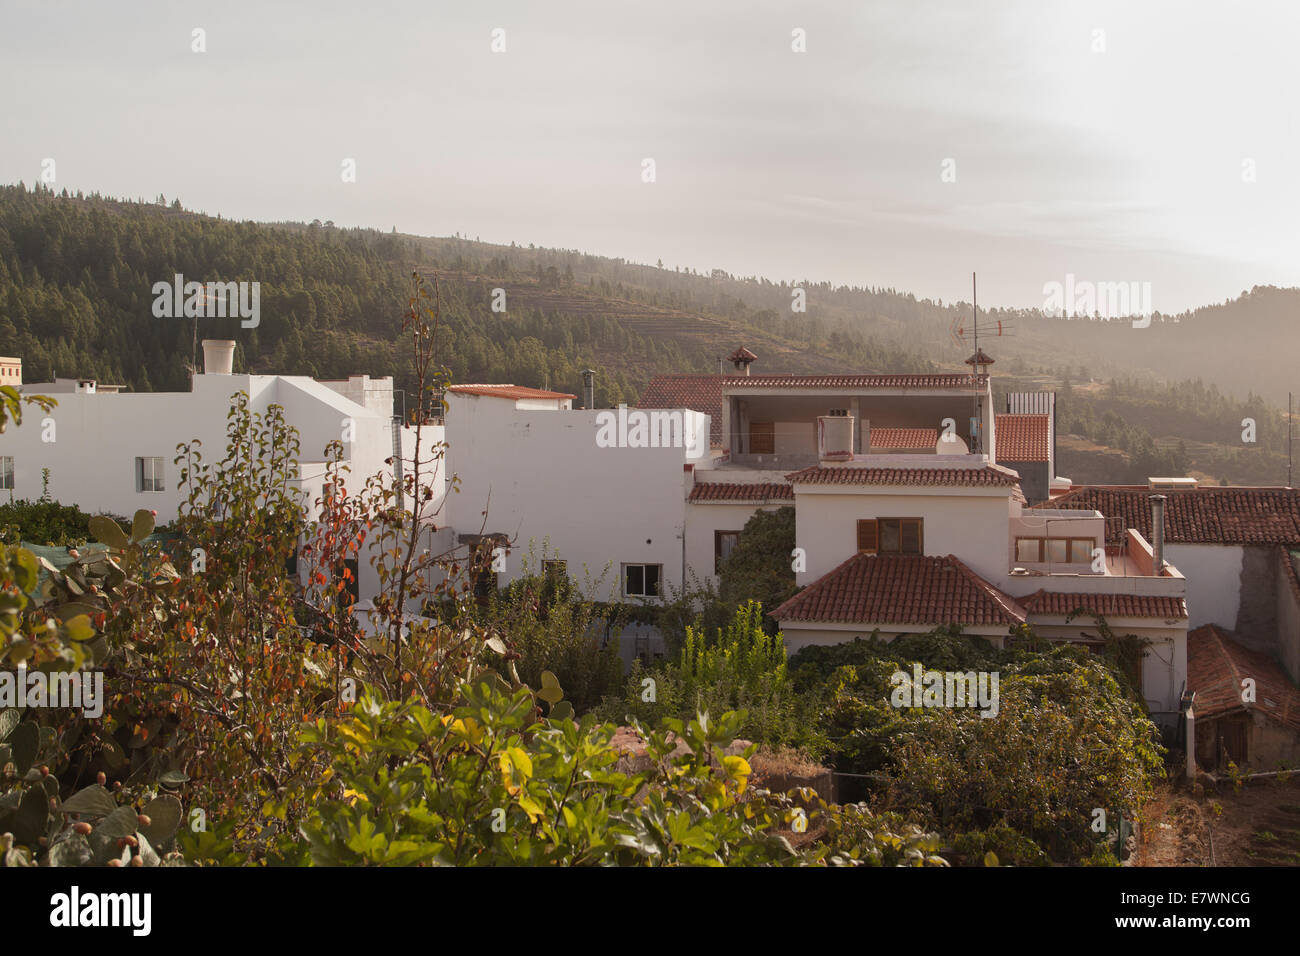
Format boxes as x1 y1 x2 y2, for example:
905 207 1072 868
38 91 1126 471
1290 392 1293 488
973 273 979 453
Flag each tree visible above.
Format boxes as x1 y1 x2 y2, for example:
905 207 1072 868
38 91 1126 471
718 506 797 630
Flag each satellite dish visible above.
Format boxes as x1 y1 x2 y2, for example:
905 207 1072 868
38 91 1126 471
936 434 969 454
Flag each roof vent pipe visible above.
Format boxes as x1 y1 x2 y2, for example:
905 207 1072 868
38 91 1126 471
1150 494 1166 574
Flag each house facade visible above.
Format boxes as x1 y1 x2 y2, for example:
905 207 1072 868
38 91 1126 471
5 340 448 607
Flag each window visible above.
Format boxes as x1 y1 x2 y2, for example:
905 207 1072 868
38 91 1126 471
623 563 662 598
342 558 359 606
749 421 775 454
137 457 164 492
857 518 922 554
1014 537 1097 564
0 457 12 490
714 531 741 574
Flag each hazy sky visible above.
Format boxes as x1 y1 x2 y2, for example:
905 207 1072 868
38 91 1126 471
2 0 1296 312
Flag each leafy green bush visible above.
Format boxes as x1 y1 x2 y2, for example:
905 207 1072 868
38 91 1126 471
468 566 624 715
284 679 944 867
789 629 1164 864
0 499 101 547
717 506 797 633
292 683 802 866
600 601 821 753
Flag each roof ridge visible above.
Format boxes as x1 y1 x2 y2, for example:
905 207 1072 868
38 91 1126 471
944 555 1028 623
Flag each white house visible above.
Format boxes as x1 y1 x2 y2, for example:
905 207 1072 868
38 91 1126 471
5 340 448 607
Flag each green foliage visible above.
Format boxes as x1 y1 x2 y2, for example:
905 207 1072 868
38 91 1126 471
0 500 102 547
822 804 949 867
0 715 185 867
286 680 942 867
789 628 1165 864
470 564 624 715
602 601 819 753
717 507 797 632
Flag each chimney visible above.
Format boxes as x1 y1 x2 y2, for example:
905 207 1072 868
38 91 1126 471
728 347 757 376
817 415 855 463
1150 494 1166 573
581 369 595 410
202 339 236 375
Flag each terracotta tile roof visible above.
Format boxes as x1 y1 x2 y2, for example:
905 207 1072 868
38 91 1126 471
1020 590 1187 620
726 374 979 390
637 375 726 447
995 414 1051 462
728 347 758 363
773 554 1027 627
1041 487 1300 546
1188 625 1300 731
447 384 576 401
786 463 1022 488
869 427 938 450
688 481 794 503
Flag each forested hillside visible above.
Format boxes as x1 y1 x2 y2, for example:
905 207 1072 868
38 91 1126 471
2 183 1298 486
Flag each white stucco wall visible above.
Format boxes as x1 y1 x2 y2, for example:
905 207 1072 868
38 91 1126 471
1028 619 1186 716
9 374 393 521
781 621 1008 657
792 486 1014 588
9 373 427 607
1165 543 1244 629
684 500 789 592
443 392 708 602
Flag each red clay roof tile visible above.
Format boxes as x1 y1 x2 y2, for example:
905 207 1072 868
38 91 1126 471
688 482 794 503
1041 487 1300 546
447 384 576 401
995 414 1051 462
636 375 726 447
1020 590 1187 619
786 463 1022 488
726 374 980 389
773 553 1026 627
869 427 938 450
1188 624 1300 730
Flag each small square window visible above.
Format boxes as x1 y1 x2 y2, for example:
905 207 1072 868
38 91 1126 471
623 563 662 598
715 531 741 574
137 456 164 492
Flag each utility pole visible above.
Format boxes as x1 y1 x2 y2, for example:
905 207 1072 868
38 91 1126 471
1289 392 1293 488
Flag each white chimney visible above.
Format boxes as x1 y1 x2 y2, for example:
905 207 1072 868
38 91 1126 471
1150 494 1166 573
202 339 236 375
817 415 855 463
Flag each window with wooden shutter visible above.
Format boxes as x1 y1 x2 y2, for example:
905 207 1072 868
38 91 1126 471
900 519 922 554
859 518 922 554
749 421 775 454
